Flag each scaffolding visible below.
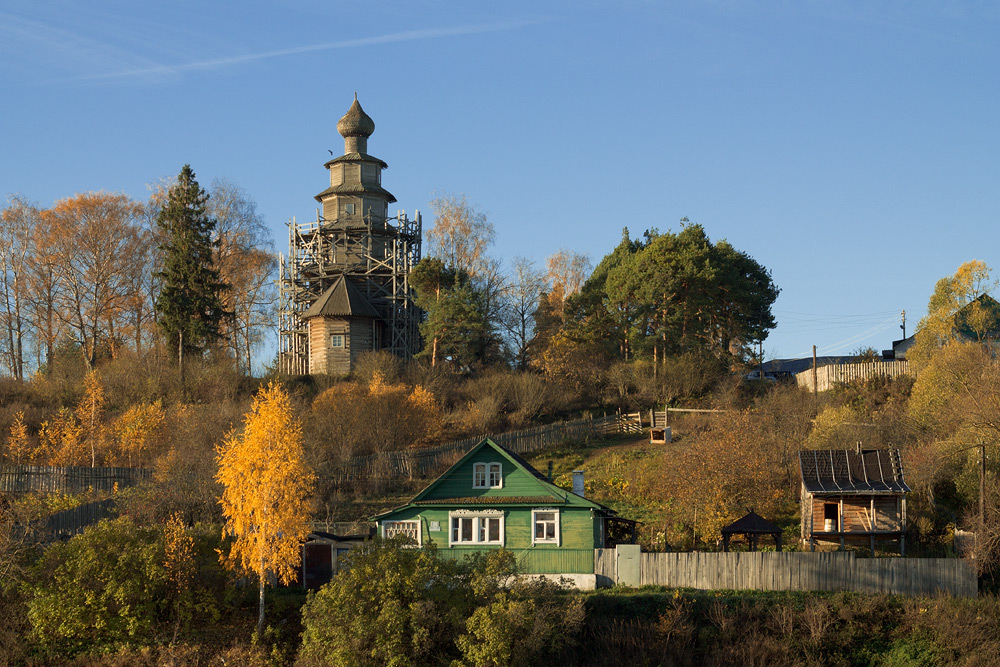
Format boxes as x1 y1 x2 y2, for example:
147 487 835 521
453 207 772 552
277 209 422 375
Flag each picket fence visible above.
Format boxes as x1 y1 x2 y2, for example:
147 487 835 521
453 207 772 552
0 464 151 496
796 360 912 393
594 548 976 597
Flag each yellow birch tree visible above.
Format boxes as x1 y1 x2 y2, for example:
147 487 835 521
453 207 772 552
216 381 315 635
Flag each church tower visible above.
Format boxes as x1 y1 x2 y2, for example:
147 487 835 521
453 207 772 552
277 97 422 375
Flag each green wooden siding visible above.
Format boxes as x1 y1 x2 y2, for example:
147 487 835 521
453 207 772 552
438 547 594 574
420 447 556 501
379 505 598 573
374 439 616 575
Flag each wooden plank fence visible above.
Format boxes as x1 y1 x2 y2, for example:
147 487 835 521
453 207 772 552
40 498 118 540
797 360 911 393
0 464 152 496
594 549 977 597
334 414 626 482
617 411 643 434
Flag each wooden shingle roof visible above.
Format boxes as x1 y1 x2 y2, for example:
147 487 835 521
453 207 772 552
301 275 380 319
799 448 910 495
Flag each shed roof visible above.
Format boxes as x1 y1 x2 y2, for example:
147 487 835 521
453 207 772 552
799 448 910 495
301 275 380 319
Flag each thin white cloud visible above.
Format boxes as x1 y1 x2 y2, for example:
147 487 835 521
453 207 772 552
0 12 168 81
79 21 541 83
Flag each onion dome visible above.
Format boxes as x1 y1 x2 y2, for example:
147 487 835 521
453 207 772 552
337 95 375 139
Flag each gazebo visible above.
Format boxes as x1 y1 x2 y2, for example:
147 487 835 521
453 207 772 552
721 510 782 552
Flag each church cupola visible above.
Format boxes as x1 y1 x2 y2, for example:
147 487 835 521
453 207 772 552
337 94 375 154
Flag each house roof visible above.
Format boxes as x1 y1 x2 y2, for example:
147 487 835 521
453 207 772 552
954 293 1000 340
721 510 781 536
301 275 380 319
371 438 613 521
799 448 910 495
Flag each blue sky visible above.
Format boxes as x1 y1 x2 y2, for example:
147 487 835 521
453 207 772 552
2 1 999 362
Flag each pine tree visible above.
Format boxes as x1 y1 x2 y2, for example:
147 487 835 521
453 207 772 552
155 165 228 359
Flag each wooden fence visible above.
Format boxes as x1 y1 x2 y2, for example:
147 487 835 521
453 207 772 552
594 548 977 597
618 411 643 434
334 414 625 482
0 464 152 496
40 498 118 540
796 360 911 393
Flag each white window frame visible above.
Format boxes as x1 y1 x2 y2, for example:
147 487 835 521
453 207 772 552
330 334 345 349
382 520 421 547
449 510 504 547
532 508 560 546
472 462 503 489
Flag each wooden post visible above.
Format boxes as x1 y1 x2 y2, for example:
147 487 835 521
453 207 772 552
870 495 876 556
838 498 845 551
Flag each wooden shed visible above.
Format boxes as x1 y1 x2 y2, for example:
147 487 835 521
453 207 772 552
799 446 910 554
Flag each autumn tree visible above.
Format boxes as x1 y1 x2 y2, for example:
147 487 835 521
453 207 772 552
44 192 145 369
425 194 495 277
111 400 166 467
909 260 999 370
500 257 547 369
25 222 65 371
3 411 32 464
155 165 229 361
0 195 36 379
75 370 107 467
208 178 276 373
545 248 591 314
216 381 315 635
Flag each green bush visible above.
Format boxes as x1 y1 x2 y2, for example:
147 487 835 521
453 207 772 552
25 516 224 655
297 539 478 667
27 517 169 652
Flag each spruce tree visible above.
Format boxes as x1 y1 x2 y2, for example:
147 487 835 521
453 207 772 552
155 165 228 359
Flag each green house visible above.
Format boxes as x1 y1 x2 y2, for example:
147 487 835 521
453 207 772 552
371 439 636 575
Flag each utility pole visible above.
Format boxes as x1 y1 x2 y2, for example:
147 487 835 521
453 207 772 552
900 309 906 339
812 345 818 395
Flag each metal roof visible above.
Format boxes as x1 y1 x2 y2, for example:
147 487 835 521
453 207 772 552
799 448 910 495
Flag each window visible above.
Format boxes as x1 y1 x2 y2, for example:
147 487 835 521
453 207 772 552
382 520 421 546
532 509 560 545
345 203 355 215
449 510 504 546
330 334 345 349
473 462 502 489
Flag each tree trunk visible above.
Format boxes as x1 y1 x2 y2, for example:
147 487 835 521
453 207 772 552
257 571 266 636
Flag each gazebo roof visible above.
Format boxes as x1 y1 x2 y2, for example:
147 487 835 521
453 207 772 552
721 510 781 536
